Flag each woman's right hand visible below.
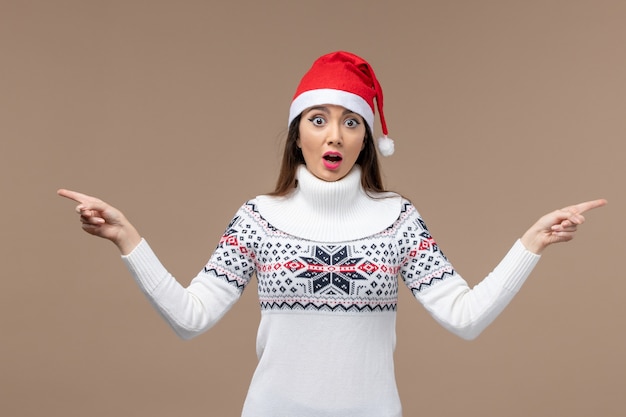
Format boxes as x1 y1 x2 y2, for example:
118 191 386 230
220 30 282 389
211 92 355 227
57 189 142 255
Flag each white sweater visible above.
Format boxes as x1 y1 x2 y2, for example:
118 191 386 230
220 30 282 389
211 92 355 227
122 165 540 416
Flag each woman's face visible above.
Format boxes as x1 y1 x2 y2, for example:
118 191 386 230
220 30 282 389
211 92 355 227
297 104 366 182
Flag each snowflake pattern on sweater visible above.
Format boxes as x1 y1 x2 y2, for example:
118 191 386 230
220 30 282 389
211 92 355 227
202 199 455 313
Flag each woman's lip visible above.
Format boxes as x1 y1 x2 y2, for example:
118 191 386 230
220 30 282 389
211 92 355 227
322 158 342 170
322 151 343 170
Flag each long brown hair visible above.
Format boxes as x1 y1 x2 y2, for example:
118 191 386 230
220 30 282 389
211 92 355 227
269 114 387 196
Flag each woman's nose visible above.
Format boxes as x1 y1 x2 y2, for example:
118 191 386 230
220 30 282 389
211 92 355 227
326 123 342 145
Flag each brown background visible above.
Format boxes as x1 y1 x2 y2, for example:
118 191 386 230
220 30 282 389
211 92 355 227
1 1 624 416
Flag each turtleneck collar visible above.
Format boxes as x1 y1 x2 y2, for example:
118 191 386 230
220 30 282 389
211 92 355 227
255 165 402 242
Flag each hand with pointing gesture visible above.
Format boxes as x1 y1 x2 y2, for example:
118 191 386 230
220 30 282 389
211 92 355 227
58 187 606 257
521 199 607 254
57 189 142 255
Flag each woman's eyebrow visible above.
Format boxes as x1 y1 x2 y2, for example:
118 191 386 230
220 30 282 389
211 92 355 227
305 106 329 114
303 106 360 117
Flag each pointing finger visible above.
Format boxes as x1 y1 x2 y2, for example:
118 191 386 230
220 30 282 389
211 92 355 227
57 189 90 204
570 199 608 215
58 189 109 214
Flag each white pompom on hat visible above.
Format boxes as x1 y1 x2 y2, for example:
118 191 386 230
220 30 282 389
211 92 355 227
288 51 395 156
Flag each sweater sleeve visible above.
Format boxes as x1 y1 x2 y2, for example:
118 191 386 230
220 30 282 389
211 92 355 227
398 204 541 340
121 204 258 340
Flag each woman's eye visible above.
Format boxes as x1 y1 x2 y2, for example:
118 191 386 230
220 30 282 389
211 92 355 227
344 118 360 128
308 116 326 126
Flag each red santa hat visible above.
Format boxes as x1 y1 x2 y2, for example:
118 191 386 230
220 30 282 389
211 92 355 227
288 51 395 156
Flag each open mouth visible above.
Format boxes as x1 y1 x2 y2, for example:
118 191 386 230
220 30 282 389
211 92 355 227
323 154 342 163
322 152 343 170
322 152 343 169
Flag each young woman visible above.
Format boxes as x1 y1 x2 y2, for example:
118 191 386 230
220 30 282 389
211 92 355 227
58 51 606 417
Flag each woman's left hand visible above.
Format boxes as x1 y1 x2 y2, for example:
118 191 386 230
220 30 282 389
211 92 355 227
521 199 607 254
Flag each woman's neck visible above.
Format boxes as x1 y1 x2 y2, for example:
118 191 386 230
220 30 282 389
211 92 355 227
255 164 402 242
